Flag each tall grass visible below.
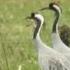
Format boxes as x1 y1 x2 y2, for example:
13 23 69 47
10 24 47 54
0 0 70 70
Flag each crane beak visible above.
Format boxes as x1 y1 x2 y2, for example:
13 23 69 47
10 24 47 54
25 16 32 19
25 16 34 27
25 16 31 27
39 7 49 11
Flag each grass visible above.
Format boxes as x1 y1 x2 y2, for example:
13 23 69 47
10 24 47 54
0 0 70 70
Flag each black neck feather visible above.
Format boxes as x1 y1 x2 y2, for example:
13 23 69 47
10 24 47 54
52 12 60 33
33 20 41 39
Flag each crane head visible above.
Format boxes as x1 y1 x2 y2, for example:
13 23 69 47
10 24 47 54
26 12 44 25
39 2 62 15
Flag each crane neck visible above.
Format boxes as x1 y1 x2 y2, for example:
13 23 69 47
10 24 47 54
52 10 67 47
52 12 60 33
33 20 43 40
33 20 48 53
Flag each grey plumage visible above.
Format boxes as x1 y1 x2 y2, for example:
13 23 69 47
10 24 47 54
39 2 70 61
27 12 70 70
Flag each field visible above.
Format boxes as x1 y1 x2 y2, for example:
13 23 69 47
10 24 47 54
0 0 70 70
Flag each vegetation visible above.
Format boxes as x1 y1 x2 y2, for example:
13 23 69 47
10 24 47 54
59 25 70 47
0 0 70 70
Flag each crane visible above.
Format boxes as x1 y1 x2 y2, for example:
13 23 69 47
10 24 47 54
39 2 70 60
26 12 70 70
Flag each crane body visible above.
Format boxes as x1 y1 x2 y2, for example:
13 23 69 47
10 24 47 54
39 2 70 61
27 12 70 70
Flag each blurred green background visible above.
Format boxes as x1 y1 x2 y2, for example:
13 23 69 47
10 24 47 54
0 0 70 70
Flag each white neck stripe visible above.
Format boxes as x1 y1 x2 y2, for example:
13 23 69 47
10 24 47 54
53 5 61 15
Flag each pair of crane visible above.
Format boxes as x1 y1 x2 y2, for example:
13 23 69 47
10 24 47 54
27 2 70 70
